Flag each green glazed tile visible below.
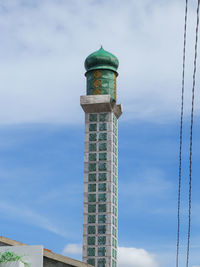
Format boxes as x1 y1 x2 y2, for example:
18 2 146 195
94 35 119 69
88 194 96 202
87 247 95 256
99 143 107 151
89 153 97 161
99 113 108 122
89 143 97 151
98 173 107 181
89 133 97 141
87 258 95 266
99 153 107 161
98 258 106 266
98 193 106 202
98 183 106 192
99 123 107 131
88 236 95 245
98 214 107 224
89 114 97 122
88 215 96 223
88 173 96 182
98 247 106 257
88 163 96 172
98 204 106 212
88 204 96 213
98 236 106 245
89 124 97 131
98 225 106 234
99 133 107 141
98 163 107 171
88 184 96 192
88 226 96 235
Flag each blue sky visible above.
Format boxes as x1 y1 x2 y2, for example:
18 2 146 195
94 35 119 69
1 0 200 266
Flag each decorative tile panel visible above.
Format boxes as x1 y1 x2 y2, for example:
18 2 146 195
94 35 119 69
89 133 97 141
89 114 97 122
89 143 97 152
99 143 107 151
98 236 106 245
88 226 96 235
99 123 107 131
99 113 108 122
98 215 107 224
89 124 97 131
98 247 106 257
98 163 107 171
98 225 106 234
88 247 95 256
98 183 106 192
88 215 96 224
89 153 97 161
88 204 96 213
88 194 96 202
98 258 106 267
88 184 96 192
88 258 95 266
89 173 96 182
98 173 107 181
88 236 96 245
99 133 107 141
98 204 106 212
88 163 96 172
99 153 107 161
98 193 107 202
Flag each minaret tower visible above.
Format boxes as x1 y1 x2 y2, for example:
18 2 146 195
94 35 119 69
81 47 122 267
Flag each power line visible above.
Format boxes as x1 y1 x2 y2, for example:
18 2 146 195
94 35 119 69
176 0 188 266
186 1 200 266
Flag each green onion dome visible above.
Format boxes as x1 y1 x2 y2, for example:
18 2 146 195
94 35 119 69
84 46 119 74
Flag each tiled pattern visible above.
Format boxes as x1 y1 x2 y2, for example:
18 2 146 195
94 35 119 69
83 112 118 267
85 70 117 101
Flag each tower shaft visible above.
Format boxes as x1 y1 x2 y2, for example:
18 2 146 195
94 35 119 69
81 95 122 267
81 47 121 267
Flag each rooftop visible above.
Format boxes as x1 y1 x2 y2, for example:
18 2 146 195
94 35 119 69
0 236 92 267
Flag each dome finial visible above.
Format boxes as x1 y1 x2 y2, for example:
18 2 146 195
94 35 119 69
84 47 119 73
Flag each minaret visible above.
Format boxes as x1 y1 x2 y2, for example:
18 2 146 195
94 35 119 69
81 47 122 267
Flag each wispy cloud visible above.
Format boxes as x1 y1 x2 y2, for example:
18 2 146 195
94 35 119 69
0 201 69 238
120 168 172 199
37 184 82 205
0 0 199 124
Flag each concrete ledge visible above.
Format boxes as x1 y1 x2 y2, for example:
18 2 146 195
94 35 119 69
113 104 122 119
80 95 111 105
80 95 122 119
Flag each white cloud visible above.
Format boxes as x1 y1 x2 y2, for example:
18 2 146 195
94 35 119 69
63 243 82 255
0 0 199 124
62 244 159 267
118 246 159 267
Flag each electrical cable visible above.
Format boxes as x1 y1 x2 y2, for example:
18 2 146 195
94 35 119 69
176 1 188 266
186 1 200 266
